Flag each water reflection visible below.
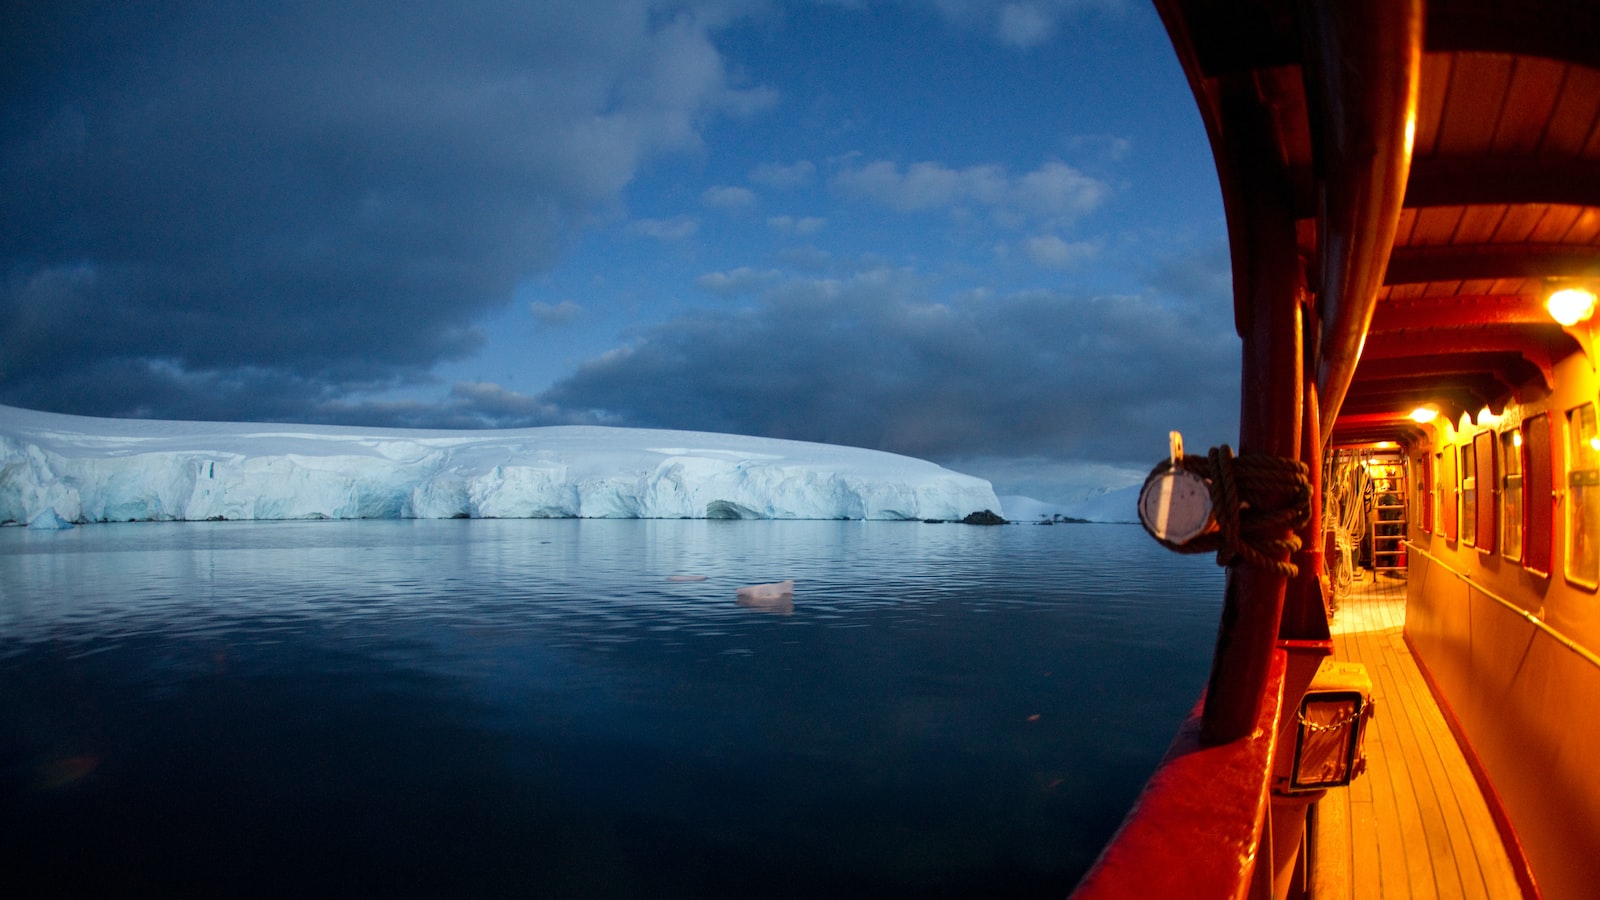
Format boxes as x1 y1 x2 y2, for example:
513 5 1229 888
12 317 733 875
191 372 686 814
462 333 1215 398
1 519 1223 898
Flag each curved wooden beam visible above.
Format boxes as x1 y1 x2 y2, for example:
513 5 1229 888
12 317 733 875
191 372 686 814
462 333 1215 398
1303 0 1425 443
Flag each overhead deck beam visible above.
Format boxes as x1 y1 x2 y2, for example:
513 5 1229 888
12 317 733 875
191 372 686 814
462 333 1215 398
1352 353 1536 394
1360 327 1565 391
1385 245 1600 284
1370 295 1551 329
1405 158 1600 208
1327 424 1427 447
1328 410 1430 446
1425 1 1600 68
1343 378 1506 410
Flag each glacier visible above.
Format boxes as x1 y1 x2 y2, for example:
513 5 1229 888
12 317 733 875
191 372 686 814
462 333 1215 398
0 405 1001 525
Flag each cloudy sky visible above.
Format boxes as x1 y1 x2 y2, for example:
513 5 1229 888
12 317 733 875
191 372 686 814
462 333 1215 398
1 0 1239 502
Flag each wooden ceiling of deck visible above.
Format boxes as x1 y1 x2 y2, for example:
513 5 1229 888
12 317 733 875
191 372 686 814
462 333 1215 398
1158 0 1600 448
1357 39 1600 441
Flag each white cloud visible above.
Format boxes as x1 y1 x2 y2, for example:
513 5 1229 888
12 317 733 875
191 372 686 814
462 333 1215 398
767 215 826 235
750 160 816 188
996 3 1055 47
776 245 832 271
696 267 783 296
702 184 758 210
924 0 1134 48
529 300 584 327
1022 234 1099 269
831 159 1108 224
1066 133 1133 162
1016 161 1110 217
629 216 700 240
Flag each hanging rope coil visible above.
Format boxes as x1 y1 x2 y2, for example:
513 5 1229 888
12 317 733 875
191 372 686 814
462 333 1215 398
1141 445 1313 577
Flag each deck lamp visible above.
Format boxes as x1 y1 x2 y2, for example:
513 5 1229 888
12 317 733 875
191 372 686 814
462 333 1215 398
1284 660 1375 792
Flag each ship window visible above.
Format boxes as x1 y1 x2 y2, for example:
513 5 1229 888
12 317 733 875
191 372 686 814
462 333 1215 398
1473 430 1496 554
1501 429 1523 564
1417 451 1433 533
1524 414 1553 576
1460 443 1477 546
1438 449 1458 542
1565 403 1600 589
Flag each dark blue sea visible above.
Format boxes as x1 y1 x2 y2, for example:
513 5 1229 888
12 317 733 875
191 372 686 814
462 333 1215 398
1 519 1223 899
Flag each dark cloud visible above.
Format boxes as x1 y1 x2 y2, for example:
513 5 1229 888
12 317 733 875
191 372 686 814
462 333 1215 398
0 1 770 418
470 244 1239 468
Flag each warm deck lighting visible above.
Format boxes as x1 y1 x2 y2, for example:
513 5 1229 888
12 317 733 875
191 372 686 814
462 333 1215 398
1409 406 1438 424
1546 287 1598 326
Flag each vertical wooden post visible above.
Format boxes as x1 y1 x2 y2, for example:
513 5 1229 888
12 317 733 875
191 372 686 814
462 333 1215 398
1282 307 1328 640
1200 78 1306 745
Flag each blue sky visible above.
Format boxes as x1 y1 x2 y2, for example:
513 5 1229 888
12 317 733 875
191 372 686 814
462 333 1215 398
0 0 1239 502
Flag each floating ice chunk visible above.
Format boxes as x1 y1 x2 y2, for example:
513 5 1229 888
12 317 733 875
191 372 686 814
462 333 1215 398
27 507 75 530
736 579 793 599
735 579 795 615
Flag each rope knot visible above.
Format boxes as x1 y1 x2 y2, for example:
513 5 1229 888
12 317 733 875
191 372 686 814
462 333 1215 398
1139 444 1312 577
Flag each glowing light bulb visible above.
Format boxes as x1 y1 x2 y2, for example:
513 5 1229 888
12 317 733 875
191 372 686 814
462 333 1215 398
1547 287 1597 327
1409 406 1438 424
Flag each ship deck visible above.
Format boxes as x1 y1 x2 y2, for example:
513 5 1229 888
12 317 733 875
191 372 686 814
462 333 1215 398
1311 571 1527 899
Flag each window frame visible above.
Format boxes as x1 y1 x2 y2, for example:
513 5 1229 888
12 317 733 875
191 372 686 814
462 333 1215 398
1564 402 1600 590
1524 413 1554 577
1473 430 1497 555
1500 428 1524 564
1417 451 1433 534
1438 447 1458 542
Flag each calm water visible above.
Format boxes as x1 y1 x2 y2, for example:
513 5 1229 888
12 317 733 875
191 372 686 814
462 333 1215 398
1 519 1222 898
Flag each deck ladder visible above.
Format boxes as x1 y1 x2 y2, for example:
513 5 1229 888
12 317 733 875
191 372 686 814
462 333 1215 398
1368 453 1407 575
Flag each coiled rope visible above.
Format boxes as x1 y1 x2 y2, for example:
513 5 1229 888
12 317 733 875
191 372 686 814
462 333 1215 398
1141 445 1313 577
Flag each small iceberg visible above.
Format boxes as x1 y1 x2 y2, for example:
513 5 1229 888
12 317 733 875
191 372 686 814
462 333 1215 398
27 507 75 530
735 579 794 616
736 579 793 600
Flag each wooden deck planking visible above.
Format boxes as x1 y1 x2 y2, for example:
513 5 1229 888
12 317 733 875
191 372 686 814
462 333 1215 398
1360 624 1465 899
1374 621 1497 900
1317 573 1525 899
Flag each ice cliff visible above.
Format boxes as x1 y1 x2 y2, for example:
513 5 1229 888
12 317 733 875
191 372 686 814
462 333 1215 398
0 405 1000 525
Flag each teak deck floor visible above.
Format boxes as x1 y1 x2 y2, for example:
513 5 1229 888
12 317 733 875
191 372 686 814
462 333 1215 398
1311 571 1526 899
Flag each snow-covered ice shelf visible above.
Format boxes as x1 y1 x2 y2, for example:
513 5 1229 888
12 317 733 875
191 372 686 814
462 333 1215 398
0 405 1000 525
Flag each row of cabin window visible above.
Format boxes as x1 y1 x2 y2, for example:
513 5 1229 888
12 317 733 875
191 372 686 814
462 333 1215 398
1422 403 1600 588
